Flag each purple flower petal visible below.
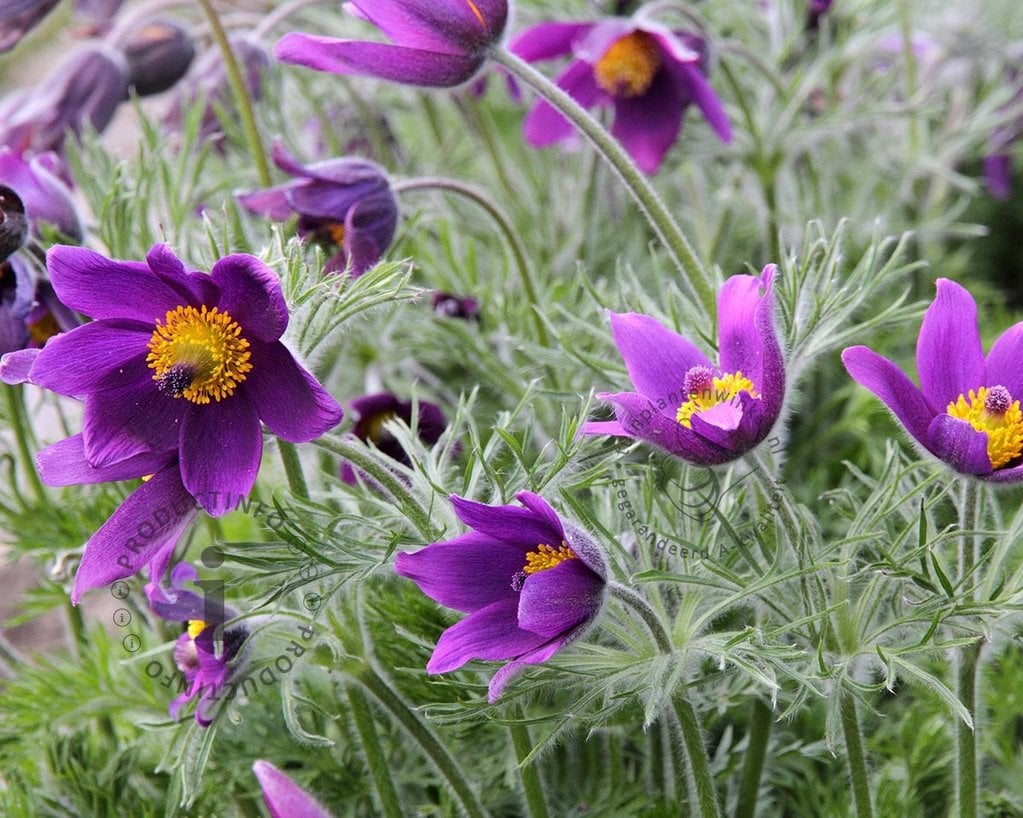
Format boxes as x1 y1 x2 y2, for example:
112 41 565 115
609 311 712 403
70 464 197 603
841 346 935 450
523 59 603 147
243 339 343 442
237 185 293 220
578 419 627 437
510 21 592 62
514 492 567 540
450 494 564 549
517 559 604 638
486 633 569 702
916 279 985 412
667 60 733 143
573 17 637 63
395 533 523 613
608 71 684 174
38 433 175 486
927 414 992 476
210 254 288 343
717 268 770 384
983 463 1023 484
0 347 38 384
179 395 262 516
984 322 1023 401
253 761 333 818
345 0 462 53
984 153 1012 200
427 598 549 674
29 319 150 398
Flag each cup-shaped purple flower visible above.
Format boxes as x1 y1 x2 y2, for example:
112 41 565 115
0 0 62 54
340 392 447 484
510 16 732 174
237 144 398 277
253 761 334 818
395 492 607 702
843 278 1023 481
582 265 783 465
274 0 508 88
0 148 84 242
26 243 344 516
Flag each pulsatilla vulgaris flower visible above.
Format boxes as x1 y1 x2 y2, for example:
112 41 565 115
510 16 732 174
0 0 61 54
582 265 783 464
0 184 27 264
27 243 344 515
121 18 196 97
843 279 1023 481
274 0 508 88
253 761 333 818
395 492 607 701
237 144 398 276
0 148 84 241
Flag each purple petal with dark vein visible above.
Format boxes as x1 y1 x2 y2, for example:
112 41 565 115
242 339 343 441
275 35 481 88
394 533 523 613
253 761 333 818
38 433 175 486
427 598 549 674
667 59 732 142
487 631 574 703
916 279 985 412
509 21 591 62
210 254 288 343
70 464 196 602
0 347 38 384
450 495 563 549
984 322 1023 401
47 245 185 323
609 71 684 175
523 59 603 147
29 319 150 397
179 394 262 516
927 414 992 476
517 559 603 638
513 492 566 542
841 346 935 450
609 311 711 404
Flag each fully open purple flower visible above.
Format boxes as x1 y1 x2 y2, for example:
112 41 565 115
510 16 731 174
253 761 333 818
237 144 398 276
274 0 508 88
340 392 447 483
396 492 607 701
843 279 1023 481
27 243 344 515
582 265 783 465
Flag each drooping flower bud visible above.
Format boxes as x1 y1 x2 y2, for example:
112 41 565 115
121 19 196 97
0 0 62 54
0 185 28 264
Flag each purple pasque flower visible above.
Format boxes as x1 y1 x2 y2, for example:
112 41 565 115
274 0 508 88
582 265 783 465
843 279 1023 481
121 18 196 98
0 148 84 242
237 144 398 277
807 0 834 29
340 392 447 483
26 243 344 516
253 761 334 818
0 184 28 263
510 15 732 174
432 291 480 321
0 255 34 354
395 492 607 702
0 0 61 54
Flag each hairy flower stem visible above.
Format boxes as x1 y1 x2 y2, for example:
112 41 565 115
3 385 45 503
733 698 772 818
277 441 309 500
196 0 272 188
346 685 404 818
393 177 549 347
507 707 551 818
358 667 489 818
840 689 874 818
608 582 672 653
491 48 717 320
956 480 982 818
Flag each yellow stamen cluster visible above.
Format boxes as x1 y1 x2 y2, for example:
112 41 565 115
523 542 576 575
187 619 207 639
325 222 346 246
27 313 60 345
464 0 487 29
946 386 1023 469
594 32 662 98
147 305 252 404
676 371 758 428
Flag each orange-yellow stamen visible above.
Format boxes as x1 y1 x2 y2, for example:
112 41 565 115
676 370 758 428
27 312 60 345
187 619 207 639
946 385 1023 469
464 0 486 29
146 305 252 404
594 31 662 97
325 222 346 246
523 542 576 575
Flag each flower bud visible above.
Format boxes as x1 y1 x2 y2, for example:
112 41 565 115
0 185 28 264
121 19 196 97
0 0 62 54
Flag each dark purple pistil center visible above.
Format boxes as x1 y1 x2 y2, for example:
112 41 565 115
157 363 196 397
986 385 1012 414
683 365 715 397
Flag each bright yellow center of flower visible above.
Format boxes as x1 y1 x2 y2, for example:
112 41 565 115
676 369 758 428
946 385 1023 469
187 619 207 639
594 31 662 97
324 222 346 246
146 305 252 404
523 542 576 575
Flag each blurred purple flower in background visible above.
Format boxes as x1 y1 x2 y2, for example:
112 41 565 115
0 148 83 241
432 291 480 321
120 18 196 97
0 0 61 54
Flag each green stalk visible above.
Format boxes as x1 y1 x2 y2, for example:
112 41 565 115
733 698 772 818
277 440 310 500
359 667 488 818
840 688 874 818
490 48 717 320
608 581 672 653
346 685 404 818
3 385 46 503
393 177 549 347
674 694 722 818
507 708 551 818
956 480 982 818
196 0 272 187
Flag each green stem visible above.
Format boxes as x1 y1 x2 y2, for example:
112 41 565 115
956 480 982 818
346 685 404 818
277 440 309 500
359 667 489 818
0 631 26 677
196 0 272 187
608 581 672 653
840 688 874 818
674 694 722 818
3 385 46 503
733 698 772 818
393 177 549 347
507 709 550 818
491 47 717 319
